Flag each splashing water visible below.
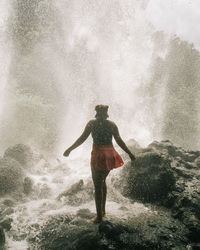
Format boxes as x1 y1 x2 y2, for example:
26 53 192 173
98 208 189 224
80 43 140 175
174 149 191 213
5 158 151 250
1 0 200 249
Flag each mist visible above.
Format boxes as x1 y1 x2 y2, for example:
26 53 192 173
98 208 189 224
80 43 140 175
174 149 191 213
1 1 200 249
0 0 200 155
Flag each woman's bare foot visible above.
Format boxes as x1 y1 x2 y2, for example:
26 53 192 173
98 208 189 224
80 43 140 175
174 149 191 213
90 216 103 224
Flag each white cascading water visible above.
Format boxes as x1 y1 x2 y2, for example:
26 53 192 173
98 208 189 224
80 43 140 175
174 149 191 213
0 0 12 149
1 0 199 249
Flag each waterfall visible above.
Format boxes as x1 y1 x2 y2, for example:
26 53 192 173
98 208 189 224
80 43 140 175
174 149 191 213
54 0 167 154
0 0 199 154
1 1 200 249
0 0 12 153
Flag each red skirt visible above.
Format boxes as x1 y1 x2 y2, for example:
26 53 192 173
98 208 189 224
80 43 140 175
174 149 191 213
91 144 124 171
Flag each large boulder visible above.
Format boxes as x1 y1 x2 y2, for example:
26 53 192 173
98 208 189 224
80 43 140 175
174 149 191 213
0 157 24 196
4 144 34 169
117 140 200 244
121 152 176 204
148 140 200 163
171 178 200 242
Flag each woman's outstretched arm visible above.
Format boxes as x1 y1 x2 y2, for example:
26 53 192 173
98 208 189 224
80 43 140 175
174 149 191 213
112 123 136 161
63 121 92 157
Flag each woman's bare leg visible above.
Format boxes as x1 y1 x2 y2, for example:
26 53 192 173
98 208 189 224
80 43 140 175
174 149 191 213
92 170 109 223
102 175 109 216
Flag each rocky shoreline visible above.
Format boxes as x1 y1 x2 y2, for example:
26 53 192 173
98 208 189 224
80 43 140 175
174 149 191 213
0 141 200 249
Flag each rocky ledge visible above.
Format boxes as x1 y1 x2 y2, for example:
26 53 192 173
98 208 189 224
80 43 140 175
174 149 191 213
1 140 200 249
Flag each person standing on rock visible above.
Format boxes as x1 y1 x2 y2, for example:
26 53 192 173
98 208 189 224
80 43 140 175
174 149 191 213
63 105 136 223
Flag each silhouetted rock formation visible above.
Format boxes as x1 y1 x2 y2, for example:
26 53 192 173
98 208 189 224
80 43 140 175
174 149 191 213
122 152 175 204
0 144 37 197
4 144 34 169
119 139 200 244
0 157 24 196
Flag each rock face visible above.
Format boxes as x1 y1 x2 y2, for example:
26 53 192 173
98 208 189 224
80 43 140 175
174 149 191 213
122 152 175 204
0 144 37 197
1 140 199 249
0 157 24 196
0 227 5 250
23 177 34 195
56 179 84 200
29 210 189 250
118 140 200 244
4 144 34 169
56 179 94 206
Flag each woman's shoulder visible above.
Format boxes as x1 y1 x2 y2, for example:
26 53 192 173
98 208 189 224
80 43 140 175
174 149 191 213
87 119 96 127
106 119 117 127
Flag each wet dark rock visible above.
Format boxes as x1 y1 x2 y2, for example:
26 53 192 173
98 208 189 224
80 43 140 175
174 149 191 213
76 209 95 219
4 144 34 169
23 176 34 195
0 157 24 196
121 152 176 204
189 243 200 250
13 233 28 241
194 157 200 168
30 211 189 250
56 179 84 200
1 207 14 217
0 205 6 218
148 140 199 163
3 199 15 207
171 178 200 242
2 140 200 249
0 218 13 231
0 227 5 249
56 180 93 206
184 161 195 169
115 140 200 244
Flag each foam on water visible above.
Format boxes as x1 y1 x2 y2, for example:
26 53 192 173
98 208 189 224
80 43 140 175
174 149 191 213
5 157 151 249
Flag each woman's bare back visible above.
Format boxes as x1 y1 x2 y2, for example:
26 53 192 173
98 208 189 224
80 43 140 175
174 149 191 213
90 119 114 145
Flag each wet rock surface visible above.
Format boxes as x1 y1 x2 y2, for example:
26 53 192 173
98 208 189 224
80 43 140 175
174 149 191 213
0 144 38 198
29 210 189 250
118 140 200 246
121 152 176 204
57 179 94 206
4 144 34 169
0 227 5 250
0 157 24 196
23 176 34 195
1 140 200 249
56 179 84 200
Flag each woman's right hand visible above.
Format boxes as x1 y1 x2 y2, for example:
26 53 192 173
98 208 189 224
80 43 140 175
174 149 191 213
63 149 71 157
